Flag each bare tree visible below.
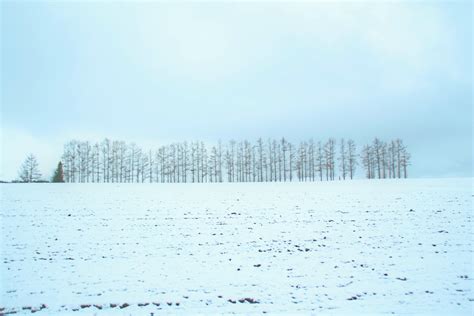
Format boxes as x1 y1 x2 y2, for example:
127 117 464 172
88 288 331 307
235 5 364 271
400 144 411 178
255 138 263 182
347 139 357 180
361 145 373 179
316 141 323 181
339 138 347 180
18 154 42 182
216 140 223 182
288 141 294 182
324 139 336 180
308 139 315 181
372 138 383 179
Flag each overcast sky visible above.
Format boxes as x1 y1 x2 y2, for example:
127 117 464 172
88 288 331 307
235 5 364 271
1 1 472 181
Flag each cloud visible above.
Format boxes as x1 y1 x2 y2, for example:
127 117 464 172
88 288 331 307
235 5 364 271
1 1 471 179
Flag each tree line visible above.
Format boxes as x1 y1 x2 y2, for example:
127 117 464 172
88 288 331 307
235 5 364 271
45 137 409 183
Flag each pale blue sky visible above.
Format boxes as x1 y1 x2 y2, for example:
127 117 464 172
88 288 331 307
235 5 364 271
1 1 472 180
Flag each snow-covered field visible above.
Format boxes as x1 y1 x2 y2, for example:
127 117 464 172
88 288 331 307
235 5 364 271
1 179 472 315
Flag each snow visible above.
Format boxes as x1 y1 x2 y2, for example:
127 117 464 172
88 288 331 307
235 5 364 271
1 178 472 315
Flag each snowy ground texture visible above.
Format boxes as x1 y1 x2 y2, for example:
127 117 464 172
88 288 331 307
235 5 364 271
1 178 473 315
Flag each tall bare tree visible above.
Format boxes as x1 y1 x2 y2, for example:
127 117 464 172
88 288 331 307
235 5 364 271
18 154 42 182
339 138 347 180
347 139 357 180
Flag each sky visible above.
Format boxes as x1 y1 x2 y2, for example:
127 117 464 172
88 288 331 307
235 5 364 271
0 1 472 180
